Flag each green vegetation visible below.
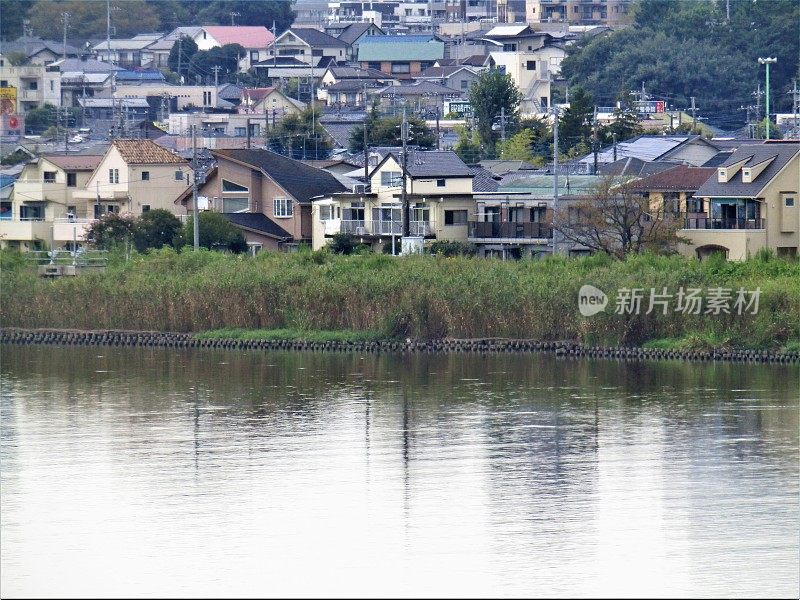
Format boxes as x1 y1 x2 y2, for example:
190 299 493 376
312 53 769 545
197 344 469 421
348 105 436 153
268 107 333 160
561 0 799 115
195 328 384 342
2 249 798 350
468 70 522 157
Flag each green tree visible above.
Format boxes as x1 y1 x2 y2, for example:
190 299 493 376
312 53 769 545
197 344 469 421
86 213 135 250
133 209 183 252
28 0 159 39
601 91 643 144
189 44 245 84
468 70 522 157
270 107 332 160
328 232 367 255
558 86 594 154
167 35 198 80
5 52 29 66
196 0 295 34
0 0 35 41
23 103 56 134
183 212 248 253
348 114 435 153
453 124 483 163
497 129 535 162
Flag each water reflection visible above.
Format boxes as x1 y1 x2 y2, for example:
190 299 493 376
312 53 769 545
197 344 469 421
1 345 798 598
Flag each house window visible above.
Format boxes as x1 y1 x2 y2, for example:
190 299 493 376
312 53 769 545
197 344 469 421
109 168 119 184
234 127 246 136
319 205 333 220
28 81 38 90
436 178 446 187
444 209 467 225
142 204 151 212
274 197 293 217
0 80 7 87
223 198 248 212
67 205 77 219
174 169 183 181
686 197 703 213
381 171 401 186
20 205 44 220
526 61 536 70
49 80 54 91
222 179 249 192
250 51 259 62
461 79 468 90
785 197 795 207
141 171 150 181
391 63 410 74
43 171 57 183
106 205 119 214
66 172 77 187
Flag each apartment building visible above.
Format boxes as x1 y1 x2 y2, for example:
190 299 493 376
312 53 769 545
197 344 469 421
526 0 632 26
0 58 61 116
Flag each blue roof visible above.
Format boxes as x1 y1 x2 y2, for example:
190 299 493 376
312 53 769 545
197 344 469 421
115 70 166 82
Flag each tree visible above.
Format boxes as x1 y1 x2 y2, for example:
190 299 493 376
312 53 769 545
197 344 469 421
86 213 135 250
0 0 35 41
328 232 367 255
28 0 159 39
5 52 29 66
558 86 594 154
189 44 245 84
196 0 295 34
497 129 536 162
453 124 483 164
23 103 57 134
183 212 248 253
553 179 685 259
468 70 522 157
600 91 643 144
269 107 333 160
133 210 183 252
167 35 199 80
348 113 436 153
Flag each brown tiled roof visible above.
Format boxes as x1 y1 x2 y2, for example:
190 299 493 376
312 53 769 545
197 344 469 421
43 154 104 170
626 165 716 192
112 139 186 165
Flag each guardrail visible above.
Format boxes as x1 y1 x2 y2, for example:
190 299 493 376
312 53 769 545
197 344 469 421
26 250 109 269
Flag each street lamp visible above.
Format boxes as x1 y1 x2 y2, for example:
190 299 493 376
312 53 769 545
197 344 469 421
758 57 777 140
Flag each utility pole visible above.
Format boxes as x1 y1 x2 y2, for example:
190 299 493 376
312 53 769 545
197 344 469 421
435 105 440 150
177 36 182 85
612 132 617 161
551 105 560 256
790 80 800 129
740 105 754 139
212 65 221 88
246 117 251 148
726 0 730 20
499 106 507 142
230 11 240 26
690 96 697 133
61 12 70 61
592 105 598 174
363 93 369 183
191 125 200 250
401 107 410 238
758 57 777 140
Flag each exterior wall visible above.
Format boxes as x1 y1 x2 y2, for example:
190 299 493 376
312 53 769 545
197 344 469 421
666 142 720 167
489 51 552 113
679 229 766 261
0 63 61 114
112 85 217 110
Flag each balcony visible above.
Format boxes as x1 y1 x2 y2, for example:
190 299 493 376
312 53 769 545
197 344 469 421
0 219 50 242
683 217 765 230
325 219 433 237
468 221 553 240
52 218 93 243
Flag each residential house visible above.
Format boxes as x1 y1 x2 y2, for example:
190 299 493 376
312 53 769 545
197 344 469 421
496 0 527 23
92 34 164 69
70 139 190 219
105 84 219 111
375 81 463 115
312 150 477 252
526 0 633 26
0 36 82 66
416 65 480 95
238 87 306 122
157 26 276 71
358 35 445 79
577 135 722 173
46 57 120 107
268 28 349 67
1 154 103 251
334 22 386 61
679 141 799 260
183 149 347 251
319 65 394 107
625 164 716 216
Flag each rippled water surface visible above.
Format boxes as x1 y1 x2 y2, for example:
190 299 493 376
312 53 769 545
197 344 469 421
1 345 798 598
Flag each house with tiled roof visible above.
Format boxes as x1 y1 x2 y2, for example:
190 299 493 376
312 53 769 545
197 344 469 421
625 164 716 220
238 87 306 118
156 26 276 71
416 65 480 95
678 141 799 260
335 22 385 61
375 81 463 114
70 140 191 220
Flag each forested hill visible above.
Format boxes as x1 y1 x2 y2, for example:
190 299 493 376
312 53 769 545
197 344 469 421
561 0 799 129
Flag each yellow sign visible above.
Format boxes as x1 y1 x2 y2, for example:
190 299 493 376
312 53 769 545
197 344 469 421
0 87 17 100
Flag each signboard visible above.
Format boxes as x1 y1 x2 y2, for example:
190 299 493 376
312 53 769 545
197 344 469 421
444 100 472 118
1 113 23 136
635 100 666 114
0 87 17 115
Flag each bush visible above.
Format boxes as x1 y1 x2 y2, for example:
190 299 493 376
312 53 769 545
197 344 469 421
329 232 367 255
428 240 477 257
133 209 183 252
183 212 248 253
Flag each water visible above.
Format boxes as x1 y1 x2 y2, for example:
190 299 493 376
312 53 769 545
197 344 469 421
1 345 798 598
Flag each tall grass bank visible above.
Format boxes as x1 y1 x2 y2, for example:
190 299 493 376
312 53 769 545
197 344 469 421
2 249 798 351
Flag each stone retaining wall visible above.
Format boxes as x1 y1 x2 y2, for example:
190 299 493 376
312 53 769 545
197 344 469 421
2 328 798 364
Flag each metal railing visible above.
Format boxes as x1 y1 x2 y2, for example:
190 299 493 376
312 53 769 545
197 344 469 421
26 250 108 268
335 220 433 236
468 221 553 240
683 217 765 230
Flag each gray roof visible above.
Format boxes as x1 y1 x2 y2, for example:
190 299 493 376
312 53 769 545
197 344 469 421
469 167 500 192
288 28 349 48
579 135 717 165
320 122 360 148
694 142 799 198
394 150 472 178
50 58 120 73
3 36 82 58
377 81 462 97
337 22 383 46
326 66 388 80
222 212 291 239
598 157 679 177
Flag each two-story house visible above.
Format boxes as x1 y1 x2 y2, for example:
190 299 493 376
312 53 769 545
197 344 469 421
358 35 445 80
679 141 799 260
312 150 479 252
335 22 385 61
181 149 347 252
268 29 349 67
71 139 191 219
415 65 480 95
1 154 103 251
625 164 716 216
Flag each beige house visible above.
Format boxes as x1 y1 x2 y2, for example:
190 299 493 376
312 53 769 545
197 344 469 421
0 60 61 117
72 139 191 219
1 154 103 251
679 141 799 260
312 150 479 252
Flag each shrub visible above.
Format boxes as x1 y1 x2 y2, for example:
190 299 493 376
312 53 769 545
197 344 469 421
428 240 477 257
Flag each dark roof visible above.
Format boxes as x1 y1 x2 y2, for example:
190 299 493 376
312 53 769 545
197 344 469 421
436 55 488 67
213 149 347 202
4 36 82 58
419 65 477 78
289 28 349 48
327 79 382 91
694 142 799 198
469 167 500 192
598 157 678 177
222 212 291 239
326 66 388 80
626 165 716 192
320 122 360 148
701 151 734 167
387 150 472 178
337 22 383 45
377 81 462 97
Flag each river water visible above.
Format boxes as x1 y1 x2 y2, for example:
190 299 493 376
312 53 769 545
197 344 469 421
1 345 798 598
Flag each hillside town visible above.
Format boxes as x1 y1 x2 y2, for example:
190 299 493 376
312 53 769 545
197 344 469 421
1 0 798 261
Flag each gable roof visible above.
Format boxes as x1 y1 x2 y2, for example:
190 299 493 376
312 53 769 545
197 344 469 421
213 149 347 202
337 22 384 45
469 167 500 192
222 212 291 239
625 165 716 192
42 155 104 171
694 142 799 198
202 26 274 48
325 66 388 80
49 58 120 73
580 135 718 166
358 37 445 62
418 65 477 78
4 36 81 59
112 140 187 165
598 157 680 177
383 150 472 178
285 28 349 48
377 81 462 97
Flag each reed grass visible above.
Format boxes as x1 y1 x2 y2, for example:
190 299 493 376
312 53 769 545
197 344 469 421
2 248 798 349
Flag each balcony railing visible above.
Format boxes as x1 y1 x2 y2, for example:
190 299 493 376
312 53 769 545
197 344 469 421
468 221 553 240
328 220 433 237
683 217 765 230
